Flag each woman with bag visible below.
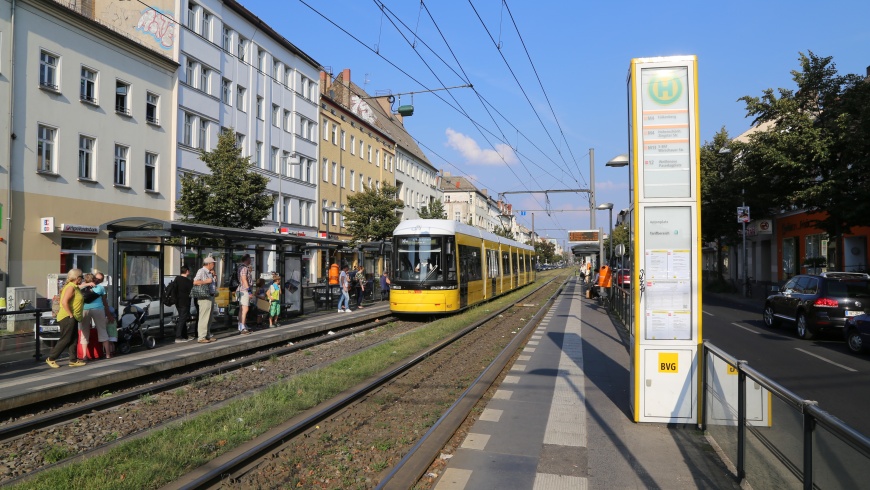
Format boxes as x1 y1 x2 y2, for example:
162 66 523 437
81 272 114 359
45 269 87 368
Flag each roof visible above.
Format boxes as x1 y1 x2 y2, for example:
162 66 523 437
394 219 533 251
440 175 479 193
330 72 433 168
224 0 321 69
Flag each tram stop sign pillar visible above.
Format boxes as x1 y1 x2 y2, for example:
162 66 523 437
627 55 701 424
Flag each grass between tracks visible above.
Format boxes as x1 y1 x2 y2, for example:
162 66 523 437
12 273 566 490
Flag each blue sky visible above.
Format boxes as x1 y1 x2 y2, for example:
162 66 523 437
244 0 869 246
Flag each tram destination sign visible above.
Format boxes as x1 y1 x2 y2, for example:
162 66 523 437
568 230 599 243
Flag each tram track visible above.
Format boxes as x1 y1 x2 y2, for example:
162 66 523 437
169 275 566 489
0 315 427 485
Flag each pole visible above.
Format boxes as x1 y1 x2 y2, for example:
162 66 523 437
589 148 596 229
742 189 747 298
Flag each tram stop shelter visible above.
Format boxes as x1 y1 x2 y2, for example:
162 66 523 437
100 218 343 340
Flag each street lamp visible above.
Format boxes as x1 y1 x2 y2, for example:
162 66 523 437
323 206 342 239
597 203 614 265
605 154 629 168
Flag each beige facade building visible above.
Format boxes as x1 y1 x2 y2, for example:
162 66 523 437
0 0 178 298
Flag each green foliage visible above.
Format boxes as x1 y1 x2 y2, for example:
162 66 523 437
737 51 870 238
700 127 743 280
530 239 557 264
602 222 630 262
175 130 274 230
417 199 447 219
492 225 514 240
344 181 403 245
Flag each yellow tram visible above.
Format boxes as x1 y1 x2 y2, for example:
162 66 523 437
390 219 536 314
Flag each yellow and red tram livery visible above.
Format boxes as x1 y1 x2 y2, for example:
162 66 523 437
390 219 536 314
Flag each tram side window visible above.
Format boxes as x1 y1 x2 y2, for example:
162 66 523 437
502 252 510 276
486 249 498 279
446 237 456 281
512 252 519 276
459 245 482 281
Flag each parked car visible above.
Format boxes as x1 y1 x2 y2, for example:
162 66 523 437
763 272 870 340
844 313 870 354
616 269 630 288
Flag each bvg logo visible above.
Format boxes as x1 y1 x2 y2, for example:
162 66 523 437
648 74 683 105
658 352 679 373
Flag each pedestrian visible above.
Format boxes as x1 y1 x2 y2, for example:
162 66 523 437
347 265 358 307
81 272 114 359
355 266 366 309
379 269 390 301
193 257 217 343
236 254 254 334
254 277 268 327
45 269 87 368
337 264 351 313
268 273 281 327
173 266 194 342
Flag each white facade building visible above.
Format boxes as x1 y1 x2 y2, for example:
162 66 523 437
0 0 178 297
394 147 440 220
177 0 321 272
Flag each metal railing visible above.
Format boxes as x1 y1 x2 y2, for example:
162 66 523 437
0 308 53 362
702 341 870 489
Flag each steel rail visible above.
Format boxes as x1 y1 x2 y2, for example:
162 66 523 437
170 276 562 490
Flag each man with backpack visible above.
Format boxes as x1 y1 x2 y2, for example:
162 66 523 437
170 266 194 342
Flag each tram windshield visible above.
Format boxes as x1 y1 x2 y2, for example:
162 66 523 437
396 236 444 283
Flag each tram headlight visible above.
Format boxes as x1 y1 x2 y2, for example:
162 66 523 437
390 285 401 290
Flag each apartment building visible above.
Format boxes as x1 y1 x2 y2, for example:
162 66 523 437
178 0 321 276
0 0 178 297
440 172 502 233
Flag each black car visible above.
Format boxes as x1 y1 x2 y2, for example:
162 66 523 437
762 272 870 340
844 313 870 354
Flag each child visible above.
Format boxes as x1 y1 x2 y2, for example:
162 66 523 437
268 273 281 327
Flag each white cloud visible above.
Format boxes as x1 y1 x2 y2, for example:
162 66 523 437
594 180 629 191
445 128 518 165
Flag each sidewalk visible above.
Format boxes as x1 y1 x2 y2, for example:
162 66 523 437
435 277 739 489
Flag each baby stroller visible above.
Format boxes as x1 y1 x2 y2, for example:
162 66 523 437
117 294 157 355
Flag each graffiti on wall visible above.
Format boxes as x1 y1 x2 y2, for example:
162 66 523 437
95 0 176 52
135 7 175 50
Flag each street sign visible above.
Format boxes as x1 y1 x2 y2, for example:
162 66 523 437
737 206 750 223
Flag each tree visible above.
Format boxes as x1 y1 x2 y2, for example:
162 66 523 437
529 239 557 264
344 181 403 245
602 222 630 266
418 200 447 219
175 130 273 229
493 225 515 240
700 127 742 281
738 51 870 250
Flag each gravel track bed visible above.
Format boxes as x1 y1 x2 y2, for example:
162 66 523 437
0 320 423 483
228 278 564 489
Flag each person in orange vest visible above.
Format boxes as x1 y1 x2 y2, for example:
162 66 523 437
328 263 339 285
598 265 613 301
585 262 592 284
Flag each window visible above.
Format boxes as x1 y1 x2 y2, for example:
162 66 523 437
308 79 316 101
350 135 356 155
222 27 232 51
257 48 265 71
285 67 293 87
183 113 193 146
114 144 128 186
367 145 372 163
198 118 208 149
256 141 262 167
308 122 317 141
187 1 197 30
322 158 328 182
340 130 346 150
115 80 130 115
145 152 157 191
146 92 159 124
39 51 58 90
78 135 94 180
376 149 380 167
455 211 461 222
322 199 328 225
388 155 393 172
200 12 210 40
331 201 338 226
200 67 210 94
282 150 291 176
237 85 246 111
368 177 373 189
302 76 310 99
37 125 56 173
323 119 329 140
237 36 247 61
256 96 263 119
283 110 291 131
80 67 97 103
350 170 355 191
272 104 280 127
186 59 195 85
360 173 365 190
360 140 364 159
331 124 338 145
235 132 245 150
273 60 281 80
340 166 345 188
222 78 231 105
61 237 95 273
332 162 337 185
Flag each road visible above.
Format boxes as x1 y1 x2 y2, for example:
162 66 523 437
702 295 870 436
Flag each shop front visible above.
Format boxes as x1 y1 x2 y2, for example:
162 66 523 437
776 211 870 281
